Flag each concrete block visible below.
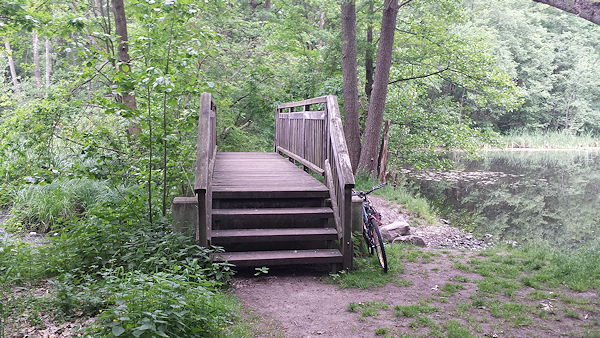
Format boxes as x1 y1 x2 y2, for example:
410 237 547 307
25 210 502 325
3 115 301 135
351 196 363 233
172 197 197 238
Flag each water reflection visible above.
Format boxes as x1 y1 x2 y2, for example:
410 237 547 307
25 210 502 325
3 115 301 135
404 150 600 249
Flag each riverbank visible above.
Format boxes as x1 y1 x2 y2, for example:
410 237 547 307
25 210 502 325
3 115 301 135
497 130 600 149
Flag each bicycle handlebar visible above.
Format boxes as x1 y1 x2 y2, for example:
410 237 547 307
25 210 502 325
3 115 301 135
352 182 388 197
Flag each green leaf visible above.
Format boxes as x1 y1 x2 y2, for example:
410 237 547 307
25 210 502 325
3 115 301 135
112 326 125 336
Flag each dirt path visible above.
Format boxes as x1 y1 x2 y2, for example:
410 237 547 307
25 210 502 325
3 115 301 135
230 199 598 338
232 258 482 338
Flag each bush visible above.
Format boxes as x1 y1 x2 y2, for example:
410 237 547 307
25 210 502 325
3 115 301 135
53 268 234 337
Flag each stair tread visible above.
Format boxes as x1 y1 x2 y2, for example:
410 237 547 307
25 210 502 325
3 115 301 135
212 207 333 217
212 228 338 243
213 249 343 266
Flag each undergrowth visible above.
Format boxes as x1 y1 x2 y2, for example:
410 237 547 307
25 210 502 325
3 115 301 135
354 174 436 224
1 188 237 337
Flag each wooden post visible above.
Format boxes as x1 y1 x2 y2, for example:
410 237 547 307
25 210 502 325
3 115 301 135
378 119 391 181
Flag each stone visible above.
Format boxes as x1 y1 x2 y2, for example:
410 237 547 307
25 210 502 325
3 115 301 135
380 221 410 242
393 235 426 247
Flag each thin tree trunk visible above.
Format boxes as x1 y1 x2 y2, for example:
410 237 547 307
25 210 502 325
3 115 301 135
112 0 140 135
365 2 374 101
33 31 41 90
265 0 271 10
377 119 391 181
341 0 361 173
317 12 325 49
4 40 19 94
358 0 403 173
45 38 51 88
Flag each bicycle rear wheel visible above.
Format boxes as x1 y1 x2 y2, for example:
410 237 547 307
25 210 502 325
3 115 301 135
369 219 388 273
362 224 374 255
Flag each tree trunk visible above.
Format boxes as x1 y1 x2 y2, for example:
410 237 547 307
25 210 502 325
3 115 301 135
532 0 600 25
341 1 361 173
365 2 374 101
377 119 391 181
45 38 51 88
4 40 19 94
33 31 41 90
112 0 139 135
358 0 401 173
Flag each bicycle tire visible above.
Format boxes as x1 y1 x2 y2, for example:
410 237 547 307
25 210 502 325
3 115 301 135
370 218 388 273
362 224 374 256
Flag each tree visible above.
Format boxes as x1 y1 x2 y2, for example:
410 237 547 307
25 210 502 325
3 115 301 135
358 0 406 173
341 0 360 172
532 0 600 25
33 30 41 90
3 39 19 94
112 0 139 135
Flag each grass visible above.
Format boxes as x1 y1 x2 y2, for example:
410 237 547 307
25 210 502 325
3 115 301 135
354 174 437 223
7 178 119 233
499 129 600 149
335 241 600 337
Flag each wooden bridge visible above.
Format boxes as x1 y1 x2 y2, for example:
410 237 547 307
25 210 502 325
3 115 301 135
183 93 355 271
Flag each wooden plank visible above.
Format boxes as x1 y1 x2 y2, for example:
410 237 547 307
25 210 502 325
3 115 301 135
278 111 326 120
195 93 216 192
211 152 329 199
277 97 327 109
212 190 329 200
324 160 342 240
211 228 338 243
213 249 343 266
212 207 333 219
276 147 324 175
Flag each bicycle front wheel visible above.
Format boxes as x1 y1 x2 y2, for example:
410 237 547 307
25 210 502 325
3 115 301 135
370 219 388 273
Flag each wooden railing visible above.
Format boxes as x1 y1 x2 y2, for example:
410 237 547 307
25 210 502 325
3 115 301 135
275 95 356 269
194 93 217 246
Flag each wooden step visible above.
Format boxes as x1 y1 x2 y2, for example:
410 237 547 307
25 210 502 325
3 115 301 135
212 207 333 220
212 188 329 199
213 249 343 266
211 228 338 244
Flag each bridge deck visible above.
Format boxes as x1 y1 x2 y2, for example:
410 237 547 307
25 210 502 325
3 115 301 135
212 152 329 199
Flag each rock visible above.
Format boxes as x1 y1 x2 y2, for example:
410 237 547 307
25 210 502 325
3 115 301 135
380 221 410 242
393 235 426 247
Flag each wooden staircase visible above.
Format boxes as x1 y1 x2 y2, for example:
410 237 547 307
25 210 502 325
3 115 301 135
189 94 354 271
210 152 343 267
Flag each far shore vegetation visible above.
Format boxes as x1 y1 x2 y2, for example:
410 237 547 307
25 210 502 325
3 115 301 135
496 130 600 150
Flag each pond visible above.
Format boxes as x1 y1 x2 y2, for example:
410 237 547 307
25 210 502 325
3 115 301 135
403 150 600 249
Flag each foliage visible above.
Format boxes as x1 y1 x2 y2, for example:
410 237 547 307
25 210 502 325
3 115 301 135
55 269 233 338
466 0 600 134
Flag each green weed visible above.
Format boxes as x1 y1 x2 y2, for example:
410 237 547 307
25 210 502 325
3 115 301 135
445 320 474 338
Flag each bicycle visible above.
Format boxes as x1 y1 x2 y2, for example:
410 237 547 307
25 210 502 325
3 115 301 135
353 182 388 273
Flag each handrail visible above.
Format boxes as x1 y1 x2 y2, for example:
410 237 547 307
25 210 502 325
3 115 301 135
275 95 356 270
194 92 217 246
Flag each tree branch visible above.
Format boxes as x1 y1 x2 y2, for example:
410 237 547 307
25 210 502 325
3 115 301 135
389 67 449 84
54 134 126 154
